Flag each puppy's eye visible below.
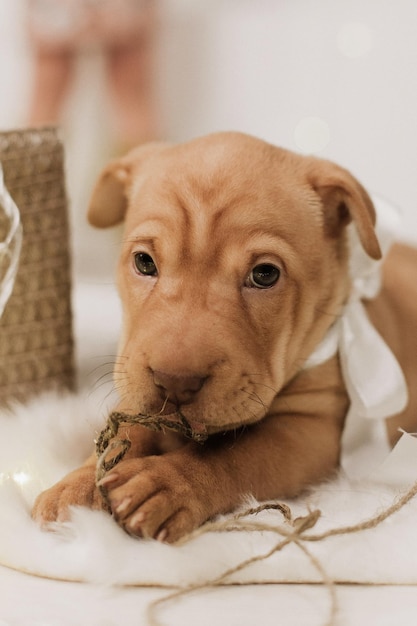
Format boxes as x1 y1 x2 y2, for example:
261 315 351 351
134 252 158 277
247 264 281 289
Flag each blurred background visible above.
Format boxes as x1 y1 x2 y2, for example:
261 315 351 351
0 0 417 377
1 0 417 274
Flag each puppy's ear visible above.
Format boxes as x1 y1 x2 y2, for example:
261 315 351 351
309 161 382 260
88 143 168 228
87 160 129 228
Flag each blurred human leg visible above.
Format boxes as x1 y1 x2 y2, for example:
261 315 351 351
104 5 159 147
27 47 75 126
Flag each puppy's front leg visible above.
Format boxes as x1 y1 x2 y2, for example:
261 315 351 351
102 365 348 543
32 422 174 525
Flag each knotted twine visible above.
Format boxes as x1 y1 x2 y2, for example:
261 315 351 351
95 409 208 509
147 481 417 626
94 410 417 626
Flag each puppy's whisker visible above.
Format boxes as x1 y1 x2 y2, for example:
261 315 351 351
87 361 116 374
113 372 129 380
242 389 266 408
88 380 119 409
232 406 244 428
112 381 128 392
92 370 116 386
112 382 132 398
90 381 115 398
245 374 278 389
113 372 128 381
245 391 268 411
86 354 127 370
87 366 116 383
235 424 248 442
249 380 280 395
89 375 116 395
98 389 119 411
115 354 129 361
231 426 240 442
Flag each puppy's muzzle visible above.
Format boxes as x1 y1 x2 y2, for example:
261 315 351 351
152 369 208 406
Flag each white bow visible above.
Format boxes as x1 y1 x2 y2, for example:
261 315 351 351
304 195 409 475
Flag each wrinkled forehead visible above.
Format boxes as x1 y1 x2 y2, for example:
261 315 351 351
125 140 325 257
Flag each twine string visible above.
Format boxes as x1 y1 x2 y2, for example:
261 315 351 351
146 480 417 626
94 412 417 626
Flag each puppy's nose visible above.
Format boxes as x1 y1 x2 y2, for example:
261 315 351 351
152 369 207 405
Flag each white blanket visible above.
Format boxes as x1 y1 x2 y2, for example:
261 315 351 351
0 391 416 588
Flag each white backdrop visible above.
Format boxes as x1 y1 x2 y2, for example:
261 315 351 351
1 0 417 280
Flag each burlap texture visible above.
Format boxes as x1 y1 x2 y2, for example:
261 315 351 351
0 127 74 405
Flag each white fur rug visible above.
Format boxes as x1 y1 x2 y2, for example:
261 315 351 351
0 391 417 588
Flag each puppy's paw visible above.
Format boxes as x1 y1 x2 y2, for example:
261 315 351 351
99 456 210 543
32 465 102 526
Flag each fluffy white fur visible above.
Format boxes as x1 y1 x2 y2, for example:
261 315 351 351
0 391 416 587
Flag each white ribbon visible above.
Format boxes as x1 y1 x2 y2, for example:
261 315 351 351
304 195 409 476
0 164 22 317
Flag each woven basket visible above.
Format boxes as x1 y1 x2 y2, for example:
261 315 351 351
0 127 75 405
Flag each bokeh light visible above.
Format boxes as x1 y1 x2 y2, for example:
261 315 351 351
12 470 31 486
294 116 331 153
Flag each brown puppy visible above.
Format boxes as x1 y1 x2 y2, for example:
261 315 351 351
32 132 417 542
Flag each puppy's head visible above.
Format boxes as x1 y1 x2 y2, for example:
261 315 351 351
88 132 381 434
